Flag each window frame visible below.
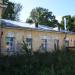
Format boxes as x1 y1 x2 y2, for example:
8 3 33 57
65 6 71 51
26 38 32 51
41 39 47 51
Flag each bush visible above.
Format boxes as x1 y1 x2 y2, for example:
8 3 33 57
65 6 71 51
0 50 75 75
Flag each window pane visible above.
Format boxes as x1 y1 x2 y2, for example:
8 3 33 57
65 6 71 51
5 37 15 54
26 38 32 50
65 40 69 47
41 39 47 50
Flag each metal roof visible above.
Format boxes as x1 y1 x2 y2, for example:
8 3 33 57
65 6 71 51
0 19 54 30
1 19 75 34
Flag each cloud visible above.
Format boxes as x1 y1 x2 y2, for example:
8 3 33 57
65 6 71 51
56 16 62 23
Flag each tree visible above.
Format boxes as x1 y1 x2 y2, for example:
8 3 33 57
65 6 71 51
2 1 22 21
71 16 75 32
60 15 75 32
21 40 32 56
2 2 14 20
26 7 58 27
13 3 22 21
61 15 71 31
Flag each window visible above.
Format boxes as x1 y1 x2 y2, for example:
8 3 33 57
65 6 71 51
74 41 75 47
6 37 15 55
65 40 69 47
26 38 32 50
41 39 47 51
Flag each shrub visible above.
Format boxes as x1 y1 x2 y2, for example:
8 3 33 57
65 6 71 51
0 50 75 75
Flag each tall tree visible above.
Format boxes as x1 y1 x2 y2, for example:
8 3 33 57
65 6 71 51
13 3 22 21
71 16 75 32
2 1 22 21
26 7 58 27
2 2 14 20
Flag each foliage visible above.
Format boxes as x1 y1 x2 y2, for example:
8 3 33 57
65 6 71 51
21 40 31 56
0 50 75 75
26 7 59 27
71 16 75 32
61 15 75 32
13 3 22 21
2 1 22 21
61 15 71 31
2 2 14 20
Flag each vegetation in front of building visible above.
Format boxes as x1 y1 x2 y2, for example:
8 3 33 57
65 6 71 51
0 41 75 75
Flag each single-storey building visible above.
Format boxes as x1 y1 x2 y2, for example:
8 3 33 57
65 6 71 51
0 19 75 55
0 0 75 55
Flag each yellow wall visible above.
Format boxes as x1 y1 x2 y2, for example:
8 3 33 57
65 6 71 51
1 27 75 54
66 34 75 46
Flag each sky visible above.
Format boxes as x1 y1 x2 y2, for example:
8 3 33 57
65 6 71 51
9 0 75 22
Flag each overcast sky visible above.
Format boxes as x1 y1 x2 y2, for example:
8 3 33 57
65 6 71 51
9 0 75 22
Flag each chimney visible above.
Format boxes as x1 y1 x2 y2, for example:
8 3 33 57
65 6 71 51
35 22 38 28
64 17 67 32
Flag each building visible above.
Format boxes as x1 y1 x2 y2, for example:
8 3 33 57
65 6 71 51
0 0 75 55
0 19 75 55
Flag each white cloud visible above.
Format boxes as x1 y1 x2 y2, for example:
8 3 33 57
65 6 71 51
56 16 62 23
